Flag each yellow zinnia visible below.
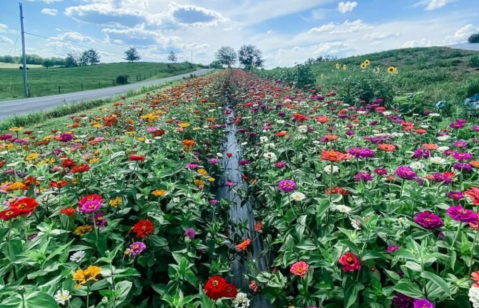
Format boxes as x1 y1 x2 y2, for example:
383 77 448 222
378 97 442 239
109 196 122 207
152 189 167 196
73 266 102 289
335 63 340 69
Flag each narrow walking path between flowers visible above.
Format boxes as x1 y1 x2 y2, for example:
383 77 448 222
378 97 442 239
215 79 273 308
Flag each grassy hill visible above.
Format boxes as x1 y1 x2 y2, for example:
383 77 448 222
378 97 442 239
260 47 479 113
0 62 199 100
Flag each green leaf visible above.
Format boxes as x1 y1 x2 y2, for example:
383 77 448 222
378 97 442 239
114 281 132 306
344 283 364 308
393 280 424 298
421 271 451 297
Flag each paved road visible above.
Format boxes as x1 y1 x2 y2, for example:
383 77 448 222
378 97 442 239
0 69 212 121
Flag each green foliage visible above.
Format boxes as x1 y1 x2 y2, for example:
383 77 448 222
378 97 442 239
468 55 479 68
469 33 479 43
116 75 129 85
0 62 198 100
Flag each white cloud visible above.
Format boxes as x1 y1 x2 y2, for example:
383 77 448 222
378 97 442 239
338 1 358 13
0 35 14 45
102 26 179 46
453 24 478 41
309 20 372 34
413 0 458 10
314 41 353 54
363 32 401 41
25 0 62 3
0 24 7 33
49 32 96 44
65 3 148 27
41 8 58 16
401 38 432 48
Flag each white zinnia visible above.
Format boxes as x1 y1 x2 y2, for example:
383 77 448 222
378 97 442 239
291 192 306 201
54 289 71 305
429 157 446 165
437 135 450 141
233 292 250 308
259 136 269 143
469 286 479 308
437 146 449 152
334 205 352 214
410 161 424 170
324 165 339 174
217 153 223 158
350 218 361 230
297 125 308 133
263 152 277 162
70 250 86 263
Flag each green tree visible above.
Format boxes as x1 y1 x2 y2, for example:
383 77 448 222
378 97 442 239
125 48 140 62
168 51 177 63
469 33 479 43
41 59 54 69
238 45 264 69
215 46 237 68
65 52 78 67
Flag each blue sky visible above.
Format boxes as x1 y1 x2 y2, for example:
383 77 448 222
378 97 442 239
0 0 478 67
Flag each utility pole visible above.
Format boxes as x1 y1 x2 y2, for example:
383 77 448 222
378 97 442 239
19 3 28 98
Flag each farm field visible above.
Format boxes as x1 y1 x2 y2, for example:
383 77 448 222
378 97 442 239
1 67 479 308
259 47 479 113
0 62 199 101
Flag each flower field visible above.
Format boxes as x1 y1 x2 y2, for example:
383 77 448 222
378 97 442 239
1 69 479 308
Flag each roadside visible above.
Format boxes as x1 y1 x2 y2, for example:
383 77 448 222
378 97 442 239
0 69 211 121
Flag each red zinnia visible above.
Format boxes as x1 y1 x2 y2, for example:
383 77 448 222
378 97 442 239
132 219 155 238
0 208 21 221
204 276 227 300
339 252 361 272
130 155 145 162
222 283 238 298
50 180 68 188
320 150 348 162
326 187 349 196
61 208 77 216
292 113 308 122
62 158 76 169
235 238 251 251
79 194 103 206
276 131 288 138
10 197 38 215
71 164 90 173
465 187 479 205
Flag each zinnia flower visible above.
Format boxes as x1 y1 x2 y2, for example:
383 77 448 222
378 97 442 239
413 299 434 308
185 227 196 239
290 261 309 278
54 289 71 305
339 252 361 272
465 187 479 205
236 238 251 251
447 205 478 223
414 212 443 229
129 242 146 257
278 180 296 192
395 166 416 180
132 219 155 238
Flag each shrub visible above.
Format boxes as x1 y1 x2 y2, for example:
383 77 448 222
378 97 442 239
469 33 479 43
468 55 479 68
116 75 129 85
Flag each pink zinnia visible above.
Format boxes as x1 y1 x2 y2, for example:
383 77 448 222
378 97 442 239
290 261 309 278
79 200 102 214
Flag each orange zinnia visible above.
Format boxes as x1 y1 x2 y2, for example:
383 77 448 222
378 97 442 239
316 115 329 123
236 238 251 251
378 144 396 152
182 139 195 151
422 143 439 151
320 150 348 162
323 135 338 142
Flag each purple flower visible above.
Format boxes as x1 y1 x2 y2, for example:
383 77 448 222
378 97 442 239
412 148 430 159
387 245 399 253
278 180 296 192
59 133 73 142
393 293 415 308
452 152 472 161
414 212 444 229
354 172 373 182
275 161 285 168
431 172 452 184
210 199 218 205
79 200 102 214
89 212 107 228
185 228 196 239
446 205 478 223
346 130 355 136
450 122 464 129
208 158 220 165
348 147 375 159
453 162 472 172
239 159 250 166
472 125 479 132
374 168 387 176
186 163 198 169
447 191 464 200
130 242 146 257
453 140 468 148
395 166 416 180
413 299 434 308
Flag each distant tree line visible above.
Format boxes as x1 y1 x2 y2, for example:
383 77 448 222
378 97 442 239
470 33 479 44
213 45 265 70
0 54 65 66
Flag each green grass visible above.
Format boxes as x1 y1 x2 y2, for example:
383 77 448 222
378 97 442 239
259 47 479 112
0 62 198 101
